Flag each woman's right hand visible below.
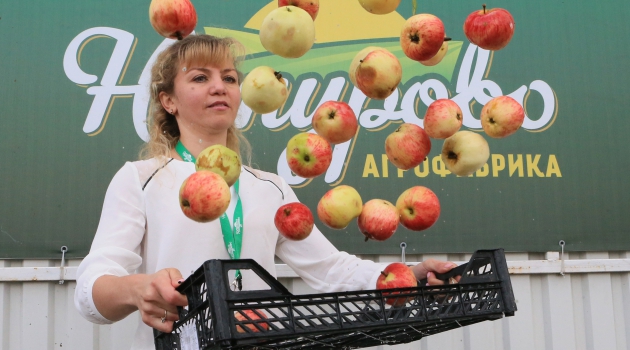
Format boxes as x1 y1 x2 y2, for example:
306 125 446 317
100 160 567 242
134 268 189 333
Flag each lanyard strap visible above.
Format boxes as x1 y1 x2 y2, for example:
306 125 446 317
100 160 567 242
175 141 243 288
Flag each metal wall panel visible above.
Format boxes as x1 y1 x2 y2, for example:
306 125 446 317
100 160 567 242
1 252 629 350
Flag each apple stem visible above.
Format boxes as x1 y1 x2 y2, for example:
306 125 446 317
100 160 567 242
364 236 369 242
274 71 283 80
380 271 388 277
175 32 183 41
444 37 452 42
482 4 486 14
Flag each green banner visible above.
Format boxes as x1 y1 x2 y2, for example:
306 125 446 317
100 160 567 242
1 0 628 258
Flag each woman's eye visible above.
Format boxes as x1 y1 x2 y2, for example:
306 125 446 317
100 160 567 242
193 75 207 82
224 76 237 84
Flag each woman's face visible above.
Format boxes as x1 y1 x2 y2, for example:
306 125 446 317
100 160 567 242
164 61 241 135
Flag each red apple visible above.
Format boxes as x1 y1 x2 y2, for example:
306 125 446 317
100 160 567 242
317 185 363 229
286 133 332 178
441 131 490 176
463 5 515 51
423 99 463 139
260 6 315 58
400 14 446 62
274 202 314 241
148 0 197 40
396 186 440 231
278 0 319 20
179 171 230 223
312 101 358 144
480 95 524 138
419 40 448 66
234 309 269 333
376 262 418 306
354 48 402 100
358 199 399 242
385 123 431 170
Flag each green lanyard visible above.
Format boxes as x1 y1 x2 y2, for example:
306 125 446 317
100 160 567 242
175 141 243 289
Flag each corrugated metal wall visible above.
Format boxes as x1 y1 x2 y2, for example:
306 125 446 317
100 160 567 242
2 252 629 350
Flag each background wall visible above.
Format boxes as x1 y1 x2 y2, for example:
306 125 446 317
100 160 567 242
2 252 630 350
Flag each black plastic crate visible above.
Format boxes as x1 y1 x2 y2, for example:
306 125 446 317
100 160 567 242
154 249 516 349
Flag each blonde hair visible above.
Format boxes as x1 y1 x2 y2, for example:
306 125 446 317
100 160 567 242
140 35 252 164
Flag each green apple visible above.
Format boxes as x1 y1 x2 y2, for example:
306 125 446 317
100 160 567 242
195 144 241 187
241 66 288 114
317 185 363 229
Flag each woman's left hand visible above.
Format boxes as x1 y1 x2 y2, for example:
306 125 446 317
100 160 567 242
411 259 461 286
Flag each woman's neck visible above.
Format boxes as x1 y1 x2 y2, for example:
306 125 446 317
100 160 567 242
176 131 228 159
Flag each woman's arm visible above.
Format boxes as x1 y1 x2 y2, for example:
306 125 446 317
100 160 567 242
92 269 187 333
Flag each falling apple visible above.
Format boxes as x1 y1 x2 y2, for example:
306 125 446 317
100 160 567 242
400 14 446 62
441 130 490 176
423 99 463 139
376 262 418 306
286 133 332 178
463 4 515 51
480 95 525 138
195 145 241 187
278 0 319 20
274 202 314 241
358 0 401 15
358 199 399 241
317 185 363 229
148 0 197 40
259 6 315 58
241 66 288 114
420 40 448 66
312 101 358 144
348 46 380 86
396 186 440 231
234 309 269 333
353 47 402 100
179 171 231 222
385 123 431 170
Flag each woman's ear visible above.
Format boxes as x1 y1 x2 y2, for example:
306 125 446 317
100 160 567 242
159 91 177 115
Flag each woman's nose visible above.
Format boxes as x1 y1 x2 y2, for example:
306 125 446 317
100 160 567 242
209 76 227 94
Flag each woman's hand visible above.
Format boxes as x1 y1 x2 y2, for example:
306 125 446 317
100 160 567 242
93 268 189 333
411 259 461 285
133 268 189 333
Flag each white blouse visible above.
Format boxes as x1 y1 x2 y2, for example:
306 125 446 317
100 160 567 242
75 158 382 349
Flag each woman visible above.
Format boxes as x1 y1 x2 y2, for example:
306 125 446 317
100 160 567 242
75 34 457 349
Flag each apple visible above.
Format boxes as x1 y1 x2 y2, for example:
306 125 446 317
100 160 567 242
354 48 402 100
441 130 490 176
423 99 463 139
376 262 418 306
195 145 241 187
179 171 230 223
278 0 319 20
241 66 288 114
259 6 315 58
385 123 431 170
396 186 440 231
348 46 380 86
358 199 399 241
148 0 197 40
317 185 363 229
358 0 401 15
420 40 448 66
286 133 332 178
400 14 446 62
463 5 515 51
274 202 314 241
480 95 525 138
234 309 269 333
312 101 358 144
